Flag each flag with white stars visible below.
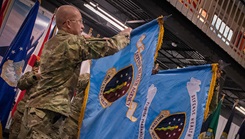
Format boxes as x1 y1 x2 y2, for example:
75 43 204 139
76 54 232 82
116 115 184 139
142 64 217 139
0 1 39 129
79 17 164 139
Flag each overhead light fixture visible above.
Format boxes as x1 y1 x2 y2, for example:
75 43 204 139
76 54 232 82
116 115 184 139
126 20 145 24
239 106 245 112
186 59 206 62
235 106 245 115
84 2 128 31
171 42 178 47
89 2 128 29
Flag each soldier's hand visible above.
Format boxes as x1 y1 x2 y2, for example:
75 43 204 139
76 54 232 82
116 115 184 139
81 32 92 39
83 34 92 39
32 66 39 74
119 27 132 38
35 73 41 80
102 37 109 40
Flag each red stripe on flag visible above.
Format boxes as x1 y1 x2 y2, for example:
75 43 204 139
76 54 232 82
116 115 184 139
11 90 26 117
28 54 38 67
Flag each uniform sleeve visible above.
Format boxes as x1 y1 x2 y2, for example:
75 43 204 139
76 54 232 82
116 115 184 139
17 72 37 90
77 73 90 93
79 33 130 60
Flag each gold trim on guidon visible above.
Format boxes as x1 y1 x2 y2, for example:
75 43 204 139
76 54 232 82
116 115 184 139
203 63 219 120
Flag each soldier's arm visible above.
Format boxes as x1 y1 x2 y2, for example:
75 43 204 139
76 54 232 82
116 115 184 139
77 73 90 93
80 28 131 60
17 72 37 90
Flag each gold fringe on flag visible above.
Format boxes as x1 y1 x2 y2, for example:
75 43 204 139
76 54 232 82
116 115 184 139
203 63 219 120
155 16 164 61
77 81 90 139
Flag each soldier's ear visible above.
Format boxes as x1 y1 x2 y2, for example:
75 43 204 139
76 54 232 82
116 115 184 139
66 20 72 29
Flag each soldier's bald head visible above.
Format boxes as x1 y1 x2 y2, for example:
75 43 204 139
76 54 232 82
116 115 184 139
56 5 81 29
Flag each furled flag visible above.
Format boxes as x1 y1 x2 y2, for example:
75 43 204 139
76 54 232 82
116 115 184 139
235 119 245 139
0 0 13 29
220 101 238 139
11 12 55 116
141 64 218 139
199 95 224 139
0 0 39 129
78 16 164 139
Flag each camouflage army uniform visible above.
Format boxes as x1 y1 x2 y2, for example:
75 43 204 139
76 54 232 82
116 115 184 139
9 71 39 139
61 73 90 139
18 30 130 139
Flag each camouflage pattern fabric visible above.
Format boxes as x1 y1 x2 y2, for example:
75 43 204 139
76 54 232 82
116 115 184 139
28 30 130 116
20 30 129 138
18 108 65 139
61 73 90 139
9 71 38 139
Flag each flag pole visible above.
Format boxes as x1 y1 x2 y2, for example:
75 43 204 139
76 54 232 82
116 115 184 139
221 94 225 101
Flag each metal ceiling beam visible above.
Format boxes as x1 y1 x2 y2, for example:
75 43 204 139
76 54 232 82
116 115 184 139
158 50 182 67
223 87 245 92
156 59 170 69
135 0 245 91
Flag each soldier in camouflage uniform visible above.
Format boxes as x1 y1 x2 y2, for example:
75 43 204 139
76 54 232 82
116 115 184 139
18 5 131 139
61 73 90 139
9 58 41 139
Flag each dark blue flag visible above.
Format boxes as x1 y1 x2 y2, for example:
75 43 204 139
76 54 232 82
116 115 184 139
0 46 8 58
235 119 245 139
0 1 39 129
220 103 237 139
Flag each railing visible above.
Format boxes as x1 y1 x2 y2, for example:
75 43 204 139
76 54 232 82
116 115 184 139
167 0 245 68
